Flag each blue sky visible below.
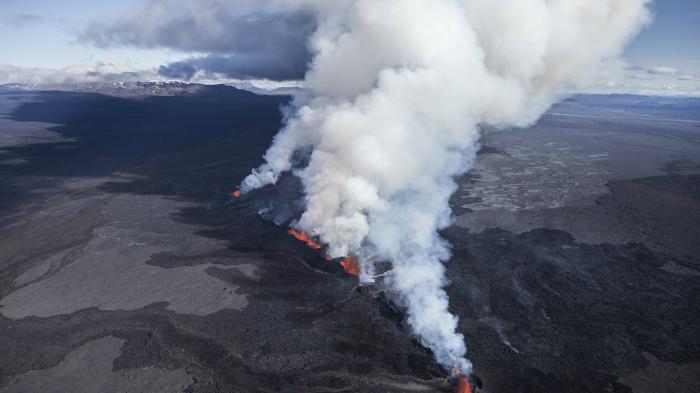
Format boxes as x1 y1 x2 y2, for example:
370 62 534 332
0 0 698 93
624 0 700 72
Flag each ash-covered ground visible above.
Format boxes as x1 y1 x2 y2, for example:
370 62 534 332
0 86 698 393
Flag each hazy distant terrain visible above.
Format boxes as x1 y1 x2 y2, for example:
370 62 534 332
0 85 698 393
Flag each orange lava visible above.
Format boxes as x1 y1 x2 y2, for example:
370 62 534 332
231 190 241 198
453 369 473 393
454 377 473 393
288 229 322 249
340 256 361 276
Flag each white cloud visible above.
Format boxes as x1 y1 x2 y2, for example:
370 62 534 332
577 61 700 96
631 73 652 80
647 66 679 75
0 62 303 95
678 74 699 81
0 63 159 85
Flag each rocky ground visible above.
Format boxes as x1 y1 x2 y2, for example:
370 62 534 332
0 86 698 392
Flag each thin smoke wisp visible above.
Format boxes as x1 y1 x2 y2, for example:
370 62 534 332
242 0 651 373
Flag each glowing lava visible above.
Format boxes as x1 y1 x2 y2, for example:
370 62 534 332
340 256 361 276
286 230 361 276
231 190 241 198
455 377 473 393
453 369 474 393
288 229 322 250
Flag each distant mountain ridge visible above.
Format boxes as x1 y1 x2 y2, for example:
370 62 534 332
0 81 298 98
557 93 700 121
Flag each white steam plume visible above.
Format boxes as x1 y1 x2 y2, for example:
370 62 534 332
242 0 651 373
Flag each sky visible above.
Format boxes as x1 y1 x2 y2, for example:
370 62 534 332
624 0 700 71
0 0 698 94
1 1 165 68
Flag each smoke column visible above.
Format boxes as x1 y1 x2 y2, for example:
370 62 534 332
242 0 651 373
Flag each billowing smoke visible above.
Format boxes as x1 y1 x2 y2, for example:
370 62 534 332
242 0 651 373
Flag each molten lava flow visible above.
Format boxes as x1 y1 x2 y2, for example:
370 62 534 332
340 256 361 276
231 190 241 198
288 229 322 250
455 377 473 393
453 369 474 393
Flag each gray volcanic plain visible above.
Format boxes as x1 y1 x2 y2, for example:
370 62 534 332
0 85 698 393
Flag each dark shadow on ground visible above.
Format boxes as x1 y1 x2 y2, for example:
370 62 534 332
0 88 285 211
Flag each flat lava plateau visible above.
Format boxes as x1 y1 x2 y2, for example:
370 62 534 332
0 84 698 393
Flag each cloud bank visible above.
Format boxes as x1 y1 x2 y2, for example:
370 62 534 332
241 0 652 373
81 0 315 81
0 63 156 85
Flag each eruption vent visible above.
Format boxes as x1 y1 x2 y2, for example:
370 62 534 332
242 0 650 374
454 376 473 393
452 368 474 393
340 256 361 276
